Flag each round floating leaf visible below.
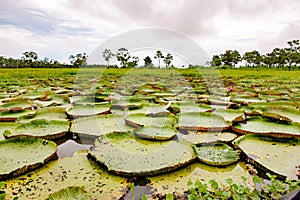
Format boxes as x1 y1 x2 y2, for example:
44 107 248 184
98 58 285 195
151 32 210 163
70 114 133 138
111 97 146 110
180 131 237 144
176 112 231 131
0 109 35 122
66 104 110 118
4 119 70 140
193 143 240 166
213 108 246 123
255 105 300 123
234 134 300 179
46 186 92 200
17 107 68 124
21 90 50 100
232 116 300 138
134 126 177 140
149 162 252 195
125 113 176 128
262 112 292 124
0 100 33 111
3 151 127 199
88 132 195 176
0 122 18 141
168 102 212 114
33 95 69 107
128 103 170 116
0 137 57 180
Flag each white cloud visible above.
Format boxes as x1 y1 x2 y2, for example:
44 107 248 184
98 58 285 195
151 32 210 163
0 0 300 63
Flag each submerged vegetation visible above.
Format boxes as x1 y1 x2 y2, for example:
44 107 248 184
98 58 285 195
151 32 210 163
0 67 300 199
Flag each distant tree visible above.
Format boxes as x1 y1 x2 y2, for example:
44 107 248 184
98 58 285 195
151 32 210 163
163 53 173 68
220 50 233 66
154 50 164 68
102 49 115 67
212 55 222 66
231 50 241 67
127 56 139 68
22 51 39 67
0 56 5 67
286 40 300 70
220 50 241 67
69 53 88 68
116 48 130 68
271 48 286 68
143 56 153 67
262 53 276 68
242 50 261 67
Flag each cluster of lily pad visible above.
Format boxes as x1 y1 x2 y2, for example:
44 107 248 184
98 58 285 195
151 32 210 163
0 69 300 199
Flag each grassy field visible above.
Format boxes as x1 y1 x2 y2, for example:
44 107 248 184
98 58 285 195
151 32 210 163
1 67 300 80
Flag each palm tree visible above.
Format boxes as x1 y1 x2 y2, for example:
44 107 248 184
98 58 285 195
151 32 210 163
154 50 164 68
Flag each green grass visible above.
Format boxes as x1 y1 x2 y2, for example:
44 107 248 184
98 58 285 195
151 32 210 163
1 68 300 86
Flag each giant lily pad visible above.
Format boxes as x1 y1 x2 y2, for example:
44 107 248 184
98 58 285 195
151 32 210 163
33 95 69 107
0 109 35 122
111 97 147 110
148 162 252 195
70 114 133 138
234 134 300 179
127 103 170 116
16 107 68 124
255 105 300 123
232 117 300 138
46 186 92 200
176 112 230 131
0 100 33 111
0 137 57 180
4 119 70 140
88 132 195 176
261 112 292 124
134 126 177 140
3 151 127 199
213 108 246 123
168 102 212 114
0 122 18 141
193 143 240 166
180 131 237 144
66 104 110 118
125 113 176 128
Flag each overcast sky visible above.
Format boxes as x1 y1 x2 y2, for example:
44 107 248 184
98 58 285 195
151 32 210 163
1 0 300 64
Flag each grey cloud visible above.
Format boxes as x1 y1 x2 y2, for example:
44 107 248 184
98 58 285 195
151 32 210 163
0 1 57 34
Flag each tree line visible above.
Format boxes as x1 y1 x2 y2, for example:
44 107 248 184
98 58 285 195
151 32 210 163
0 39 299 69
102 48 174 68
212 39 300 70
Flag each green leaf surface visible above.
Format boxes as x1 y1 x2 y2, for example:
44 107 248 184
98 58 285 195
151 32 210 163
134 126 177 140
66 104 110 118
232 117 300 138
0 122 18 141
88 132 195 176
176 112 230 131
3 151 127 199
0 137 57 180
4 119 70 140
46 186 91 200
125 113 176 128
16 107 67 123
149 162 252 195
234 134 300 179
193 143 240 166
180 131 237 144
70 114 133 138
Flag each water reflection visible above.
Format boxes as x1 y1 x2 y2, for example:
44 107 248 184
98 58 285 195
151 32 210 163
57 140 91 158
